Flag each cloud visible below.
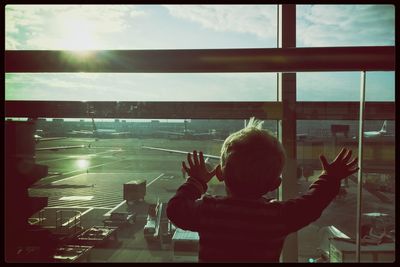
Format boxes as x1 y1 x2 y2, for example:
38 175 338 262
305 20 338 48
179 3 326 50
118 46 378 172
5 5 147 50
130 9 147 18
297 5 395 46
163 5 277 40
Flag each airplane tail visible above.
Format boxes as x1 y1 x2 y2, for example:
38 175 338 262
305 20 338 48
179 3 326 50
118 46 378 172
379 120 387 133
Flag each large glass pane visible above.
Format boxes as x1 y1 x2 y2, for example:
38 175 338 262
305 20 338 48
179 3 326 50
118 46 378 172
6 118 278 262
297 72 394 102
6 5 277 50
5 73 277 101
296 120 395 262
297 5 395 47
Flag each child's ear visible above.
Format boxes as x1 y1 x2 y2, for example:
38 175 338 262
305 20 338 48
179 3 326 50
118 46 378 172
215 165 224 181
270 177 282 191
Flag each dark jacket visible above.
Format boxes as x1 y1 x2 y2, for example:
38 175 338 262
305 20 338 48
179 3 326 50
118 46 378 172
167 174 341 262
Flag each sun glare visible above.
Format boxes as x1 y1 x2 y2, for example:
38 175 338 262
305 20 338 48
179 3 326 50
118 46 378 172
76 159 89 169
56 14 98 50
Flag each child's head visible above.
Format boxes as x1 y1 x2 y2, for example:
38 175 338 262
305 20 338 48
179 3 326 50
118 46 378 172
218 118 285 198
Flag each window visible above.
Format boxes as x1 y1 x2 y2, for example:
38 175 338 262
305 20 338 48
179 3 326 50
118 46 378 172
6 5 278 50
296 120 395 262
5 4 395 263
297 5 395 47
5 73 277 101
297 72 394 102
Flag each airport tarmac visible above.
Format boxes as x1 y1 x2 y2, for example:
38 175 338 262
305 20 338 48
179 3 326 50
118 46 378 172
30 137 222 262
27 138 395 262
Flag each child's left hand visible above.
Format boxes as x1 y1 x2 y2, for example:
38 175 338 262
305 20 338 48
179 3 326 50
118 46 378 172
182 150 220 184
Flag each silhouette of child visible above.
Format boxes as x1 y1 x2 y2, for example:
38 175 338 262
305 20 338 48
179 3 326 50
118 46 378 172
167 118 359 262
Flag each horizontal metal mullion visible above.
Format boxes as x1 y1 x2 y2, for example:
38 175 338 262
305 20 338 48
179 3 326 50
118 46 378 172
4 101 282 120
5 101 394 120
5 47 394 73
296 102 395 120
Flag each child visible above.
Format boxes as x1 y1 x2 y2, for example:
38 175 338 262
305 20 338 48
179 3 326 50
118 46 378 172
166 118 358 262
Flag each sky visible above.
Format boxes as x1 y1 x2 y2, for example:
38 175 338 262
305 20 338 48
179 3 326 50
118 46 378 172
5 4 395 102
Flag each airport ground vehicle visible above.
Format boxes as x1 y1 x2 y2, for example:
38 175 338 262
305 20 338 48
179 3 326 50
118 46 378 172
123 180 146 205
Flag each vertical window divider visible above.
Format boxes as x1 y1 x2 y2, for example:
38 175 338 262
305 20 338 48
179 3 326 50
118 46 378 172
356 71 366 262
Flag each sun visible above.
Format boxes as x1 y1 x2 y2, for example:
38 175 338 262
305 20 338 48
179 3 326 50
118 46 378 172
56 13 98 50
76 159 90 169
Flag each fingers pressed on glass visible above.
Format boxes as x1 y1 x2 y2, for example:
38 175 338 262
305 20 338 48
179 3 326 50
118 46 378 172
193 150 199 166
187 153 194 168
342 150 352 162
320 155 329 169
347 157 358 167
336 148 347 161
199 151 205 168
348 167 359 175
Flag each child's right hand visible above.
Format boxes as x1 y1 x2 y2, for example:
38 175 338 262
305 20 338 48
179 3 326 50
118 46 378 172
319 147 359 180
182 150 220 185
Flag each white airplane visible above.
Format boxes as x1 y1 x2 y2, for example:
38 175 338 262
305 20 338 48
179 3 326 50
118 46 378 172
142 145 221 179
34 130 85 151
35 144 85 152
364 120 387 138
353 121 387 139
158 119 217 139
35 135 85 151
69 118 130 139
34 129 67 143
34 134 67 143
142 146 220 161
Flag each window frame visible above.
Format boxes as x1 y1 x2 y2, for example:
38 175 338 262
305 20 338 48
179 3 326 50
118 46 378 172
4 4 395 263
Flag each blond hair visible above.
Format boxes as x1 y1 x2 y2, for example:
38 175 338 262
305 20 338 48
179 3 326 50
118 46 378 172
220 117 285 198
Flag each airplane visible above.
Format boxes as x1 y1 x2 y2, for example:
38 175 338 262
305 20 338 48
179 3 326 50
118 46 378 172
142 145 221 185
69 118 130 139
158 119 218 139
34 134 67 143
363 120 387 138
34 129 67 143
35 135 85 151
34 130 85 151
35 144 85 152
353 120 387 139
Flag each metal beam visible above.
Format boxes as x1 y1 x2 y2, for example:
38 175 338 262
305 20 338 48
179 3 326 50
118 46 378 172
5 46 394 73
356 71 366 262
296 102 395 120
278 4 298 262
4 101 394 120
4 101 282 120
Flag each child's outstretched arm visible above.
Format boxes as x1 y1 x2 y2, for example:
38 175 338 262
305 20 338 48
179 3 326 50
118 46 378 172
166 150 219 231
278 147 359 235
